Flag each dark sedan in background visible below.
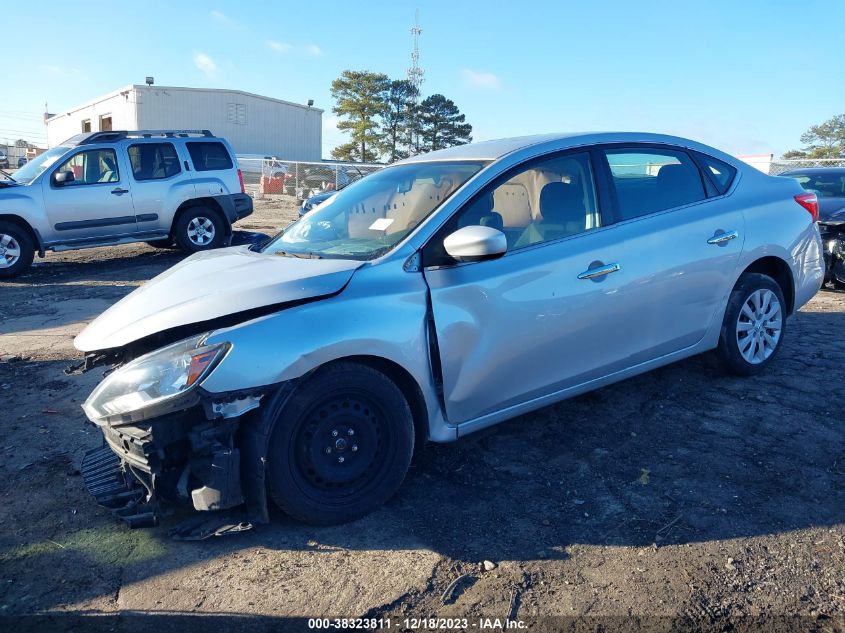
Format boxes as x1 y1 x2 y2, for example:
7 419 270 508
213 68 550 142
781 167 845 288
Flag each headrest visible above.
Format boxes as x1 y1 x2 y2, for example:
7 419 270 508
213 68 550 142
539 182 585 223
656 163 697 187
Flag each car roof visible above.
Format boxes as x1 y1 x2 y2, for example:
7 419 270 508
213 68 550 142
397 131 738 165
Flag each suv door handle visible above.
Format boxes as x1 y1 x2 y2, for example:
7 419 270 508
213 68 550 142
707 230 738 245
111 188 129 196
577 262 621 280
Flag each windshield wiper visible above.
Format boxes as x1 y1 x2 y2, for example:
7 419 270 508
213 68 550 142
273 250 323 259
0 168 16 182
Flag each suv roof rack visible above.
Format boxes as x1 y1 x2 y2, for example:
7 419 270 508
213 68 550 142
75 130 214 145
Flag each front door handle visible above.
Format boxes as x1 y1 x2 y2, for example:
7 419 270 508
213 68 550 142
707 230 738 245
577 262 621 280
111 188 129 196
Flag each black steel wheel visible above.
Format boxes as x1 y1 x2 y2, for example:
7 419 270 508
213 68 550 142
267 362 414 525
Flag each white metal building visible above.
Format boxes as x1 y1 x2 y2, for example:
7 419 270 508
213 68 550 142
45 84 323 160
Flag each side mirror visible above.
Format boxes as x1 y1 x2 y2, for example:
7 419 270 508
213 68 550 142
54 171 75 186
443 225 507 262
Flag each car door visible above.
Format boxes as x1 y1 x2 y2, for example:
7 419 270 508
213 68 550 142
423 150 634 424
41 146 137 242
124 141 194 232
595 145 745 362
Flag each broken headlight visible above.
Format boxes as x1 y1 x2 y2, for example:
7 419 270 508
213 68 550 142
82 335 230 425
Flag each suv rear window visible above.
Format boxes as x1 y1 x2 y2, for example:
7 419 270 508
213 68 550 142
696 153 737 195
187 142 233 171
128 143 180 181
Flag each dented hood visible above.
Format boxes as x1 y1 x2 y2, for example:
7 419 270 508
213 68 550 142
74 246 362 352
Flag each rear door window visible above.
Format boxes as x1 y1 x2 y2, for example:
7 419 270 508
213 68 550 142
127 143 181 181
603 148 706 220
186 141 233 171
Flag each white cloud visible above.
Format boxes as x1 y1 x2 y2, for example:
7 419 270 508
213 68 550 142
306 44 322 56
462 69 501 89
267 40 292 53
210 10 230 23
38 64 62 74
193 52 218 78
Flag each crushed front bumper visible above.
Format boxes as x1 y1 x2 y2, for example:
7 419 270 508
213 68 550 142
82 406 249 529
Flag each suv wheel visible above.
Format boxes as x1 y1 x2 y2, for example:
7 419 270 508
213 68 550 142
174 207 226 252
715 273 786 376
267 362 415 525
0 221 35 279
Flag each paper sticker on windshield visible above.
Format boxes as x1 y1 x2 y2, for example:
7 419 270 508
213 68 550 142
369 218 394 231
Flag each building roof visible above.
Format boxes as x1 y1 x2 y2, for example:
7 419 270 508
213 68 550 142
45 84 323 123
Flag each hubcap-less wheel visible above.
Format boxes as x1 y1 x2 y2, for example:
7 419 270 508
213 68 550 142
295 393 389 499
186 217 216 247
736 288 782 364
0 233 21 269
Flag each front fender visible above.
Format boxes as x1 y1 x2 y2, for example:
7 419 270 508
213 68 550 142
201 261 450 439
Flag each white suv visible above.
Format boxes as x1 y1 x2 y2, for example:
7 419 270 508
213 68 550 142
0 130 253 278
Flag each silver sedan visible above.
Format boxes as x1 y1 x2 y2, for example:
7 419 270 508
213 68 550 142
75 132 824 528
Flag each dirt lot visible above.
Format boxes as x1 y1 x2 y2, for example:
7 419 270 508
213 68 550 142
0 198 843 631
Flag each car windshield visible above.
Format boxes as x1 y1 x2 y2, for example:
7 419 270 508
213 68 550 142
788 171 845 199
262 160 487 260
11 146 69 184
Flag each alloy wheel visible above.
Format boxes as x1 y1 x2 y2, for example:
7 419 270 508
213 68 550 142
186 217 216 247
0 233 21 269
735 288 782 364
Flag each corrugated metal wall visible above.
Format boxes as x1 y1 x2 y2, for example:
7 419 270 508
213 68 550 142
133 86 322 160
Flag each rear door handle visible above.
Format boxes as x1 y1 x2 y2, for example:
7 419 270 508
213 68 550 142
707 230 738 245
577 262 621 280
111 188 129 196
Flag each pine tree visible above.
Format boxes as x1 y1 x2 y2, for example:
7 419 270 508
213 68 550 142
330 70 390 162
380 79 419 162
417 94 472 152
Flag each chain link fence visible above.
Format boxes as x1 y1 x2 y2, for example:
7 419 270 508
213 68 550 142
237 157 384 202
767 158 845 176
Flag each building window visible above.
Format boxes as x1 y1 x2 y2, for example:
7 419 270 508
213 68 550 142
99 114 113 131
81 119 91 133
127 143 181 181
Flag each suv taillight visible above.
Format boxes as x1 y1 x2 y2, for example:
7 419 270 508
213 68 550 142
794 192 819 222
237 169 245 194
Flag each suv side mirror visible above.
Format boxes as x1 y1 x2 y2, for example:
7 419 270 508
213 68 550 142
443 225 507 262
54 171 75 186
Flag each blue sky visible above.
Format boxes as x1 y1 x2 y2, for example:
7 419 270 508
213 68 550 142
4 0 844 158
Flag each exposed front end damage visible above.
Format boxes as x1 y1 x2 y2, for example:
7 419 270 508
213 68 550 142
818 220 845 287
80 385 287 534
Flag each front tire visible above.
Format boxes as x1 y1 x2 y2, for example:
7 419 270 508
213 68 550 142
715 273 786 376
267 363 415 525
174 207 227 253
0 221 34 279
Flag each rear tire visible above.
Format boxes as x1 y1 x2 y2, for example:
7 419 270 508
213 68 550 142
0 221 34 279
267 362 414 525
715 273 786 376
174 207 227 253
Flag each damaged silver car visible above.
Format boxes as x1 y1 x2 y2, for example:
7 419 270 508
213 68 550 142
75 133 825 531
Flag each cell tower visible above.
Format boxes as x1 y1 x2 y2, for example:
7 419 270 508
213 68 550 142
407 9 424 154
408 9 424 94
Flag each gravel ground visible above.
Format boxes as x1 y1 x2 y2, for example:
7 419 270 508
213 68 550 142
0 198 843 632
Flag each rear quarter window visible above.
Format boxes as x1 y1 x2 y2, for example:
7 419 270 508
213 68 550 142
696 153 737 195
186 141 233 171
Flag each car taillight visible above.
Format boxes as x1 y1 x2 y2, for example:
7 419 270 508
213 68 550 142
237 169 245 194
794 192 819 222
